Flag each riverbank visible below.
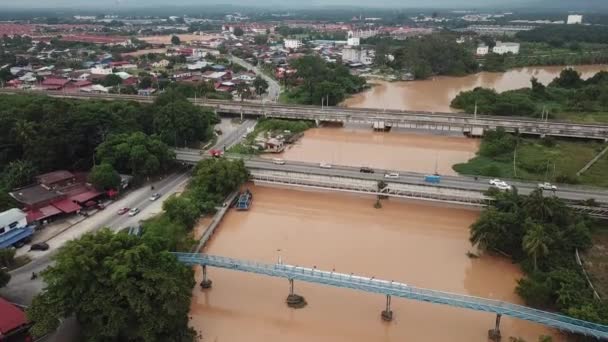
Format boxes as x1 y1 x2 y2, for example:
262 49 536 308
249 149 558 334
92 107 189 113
341 65 607 113
189 185 560 341
453 130 608 188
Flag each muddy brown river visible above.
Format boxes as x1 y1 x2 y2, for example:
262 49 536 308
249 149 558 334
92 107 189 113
190 186 561 341
342 65 607 112
269 126 479 176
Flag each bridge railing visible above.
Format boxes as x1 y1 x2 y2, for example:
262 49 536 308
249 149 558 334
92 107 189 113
174 253 608 337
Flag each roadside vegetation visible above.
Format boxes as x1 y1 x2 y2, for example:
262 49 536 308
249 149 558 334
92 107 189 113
453 129 608 188
451 69 608 123
228 118 314 155
0 92 218 211
470 189 608 326
583 224 608 300
280 55 367 105
26 158 249 340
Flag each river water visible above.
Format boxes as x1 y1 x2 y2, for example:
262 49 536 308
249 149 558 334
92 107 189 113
268 126 479 176
342 65 607 112
190 186 561 341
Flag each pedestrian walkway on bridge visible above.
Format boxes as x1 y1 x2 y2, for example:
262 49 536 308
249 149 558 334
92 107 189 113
174 253 608 340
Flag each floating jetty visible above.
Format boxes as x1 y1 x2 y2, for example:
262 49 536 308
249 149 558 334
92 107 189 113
235 189 253 210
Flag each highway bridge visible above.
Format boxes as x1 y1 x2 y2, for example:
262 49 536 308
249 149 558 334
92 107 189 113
2 89 608 140
174 149 608 217
174 252 608 340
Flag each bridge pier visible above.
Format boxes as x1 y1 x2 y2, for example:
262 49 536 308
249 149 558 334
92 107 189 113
200 265 213 289
381 294 393 321
286 278 307 308
315 119 320 127
488 314 502 341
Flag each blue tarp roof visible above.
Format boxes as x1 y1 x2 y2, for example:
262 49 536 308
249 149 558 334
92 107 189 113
0 227 35 249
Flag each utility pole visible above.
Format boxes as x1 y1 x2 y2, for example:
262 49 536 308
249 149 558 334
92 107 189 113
474 101 477 119
513 143 518 177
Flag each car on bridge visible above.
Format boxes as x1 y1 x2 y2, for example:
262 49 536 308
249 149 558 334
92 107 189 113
488 178 503 186
319 162 332 169
128 208 141 217
384 172 400 179
538 182 557 191
493 181 512 191
360 167 374 174
117 207 130 215
272 158 286 165
149 193 162 201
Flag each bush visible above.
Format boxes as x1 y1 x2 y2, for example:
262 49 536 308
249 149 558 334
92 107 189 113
516 273 553 308
481 164 502 177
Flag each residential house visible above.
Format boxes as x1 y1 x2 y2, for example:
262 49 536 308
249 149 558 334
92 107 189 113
40 77 70 90
187 61 208 71
492 42 520 55
202 70 229 83
90 65 112 75
476 45 489 56
284 39 303 50
151 59 170 68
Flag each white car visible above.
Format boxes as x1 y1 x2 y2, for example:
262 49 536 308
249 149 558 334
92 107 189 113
538 182 557 191
128 208 140 216
384 172 400 179
494 182 512 191
488 178 503 186
272 158 286 165
319 162 332 169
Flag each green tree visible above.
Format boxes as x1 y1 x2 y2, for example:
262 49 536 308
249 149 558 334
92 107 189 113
163 196 200 229
233 27 244 36
139 76 153 89
171 35 181 45
102 74 123 87
522 220 552 271
254 35 268 45
0 269 9 288
2 159 37 189
88 163 121 190
235 82 252 101
252 76 269 96
550 68 583 89
26 229 195 340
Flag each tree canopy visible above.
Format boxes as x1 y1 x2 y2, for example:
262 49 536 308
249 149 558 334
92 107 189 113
516 25 608 45
88 162 121 191
171 35 181 45
27 229 195 341
469 187 605 325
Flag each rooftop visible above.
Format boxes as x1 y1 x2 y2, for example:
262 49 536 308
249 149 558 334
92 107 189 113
10 184 62 206
36 170 75 186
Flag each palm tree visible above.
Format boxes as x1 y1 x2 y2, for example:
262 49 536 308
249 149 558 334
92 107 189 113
523 188 553 222
522 220 552 271
235 83 252 102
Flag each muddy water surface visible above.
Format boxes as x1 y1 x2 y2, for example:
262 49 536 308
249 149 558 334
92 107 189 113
268 127 479 175
342 65 607 112
190 186 561 342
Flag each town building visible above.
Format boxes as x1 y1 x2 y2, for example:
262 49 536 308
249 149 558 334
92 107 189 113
347 37 360 46
0 297 31 341
492 42 520 55
476 45 489 56
567 14 583 25
151 59 170 68
284 39 303 50
348 29 378 39
342 47 374 65
90 65 112 75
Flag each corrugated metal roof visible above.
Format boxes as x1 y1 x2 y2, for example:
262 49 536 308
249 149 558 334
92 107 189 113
0 298 27 335
0 208 26 228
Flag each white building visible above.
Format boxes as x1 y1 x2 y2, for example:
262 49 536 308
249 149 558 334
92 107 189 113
284 39 303 50
567 15 583 25
347 37 360 46
151 59 170 68
476 44 489 56
90 66 112 75
348 29 378 39
492 42 520 55
342 48 374 65
0 208 28 237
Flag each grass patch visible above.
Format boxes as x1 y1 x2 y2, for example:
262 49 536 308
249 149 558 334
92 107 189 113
454 135 608 187
553 111 608 124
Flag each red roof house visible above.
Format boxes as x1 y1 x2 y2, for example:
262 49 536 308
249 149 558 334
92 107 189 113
0 298 31 341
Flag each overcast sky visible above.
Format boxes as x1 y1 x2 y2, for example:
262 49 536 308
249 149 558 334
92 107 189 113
2 0 603 10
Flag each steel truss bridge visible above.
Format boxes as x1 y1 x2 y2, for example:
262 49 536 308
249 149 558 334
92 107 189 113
174 253 608 340
2 89 608 140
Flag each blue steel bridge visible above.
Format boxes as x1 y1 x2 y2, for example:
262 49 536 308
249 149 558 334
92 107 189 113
174 253 608 340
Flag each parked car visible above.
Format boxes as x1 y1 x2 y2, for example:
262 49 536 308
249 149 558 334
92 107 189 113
117 207 130 215
360 167 374 174
319 162 332 169
30 242 49 251
128 208 140 217
538 182 557 191
272 158 286 165
384 172 400 179
149 193 162 201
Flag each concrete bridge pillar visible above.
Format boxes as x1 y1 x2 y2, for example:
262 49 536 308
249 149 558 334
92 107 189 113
315 119 320 127
381 294 393 321
286 278 307 308
200 265 212 289
488 314 502 341
240 110 244 122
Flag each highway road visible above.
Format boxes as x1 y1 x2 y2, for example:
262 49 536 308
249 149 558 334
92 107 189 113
0 170 191 307
174 150 608 204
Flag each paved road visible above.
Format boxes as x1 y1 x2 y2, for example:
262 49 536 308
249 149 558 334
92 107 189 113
175 151 608 204
211 119 256 151
228 55 280 102
0 171 191 306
